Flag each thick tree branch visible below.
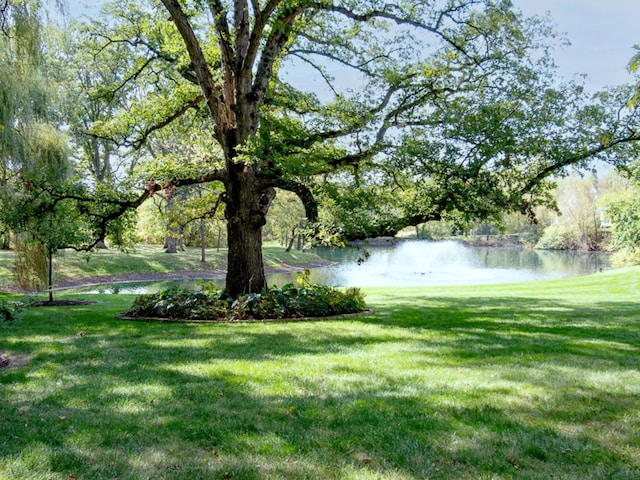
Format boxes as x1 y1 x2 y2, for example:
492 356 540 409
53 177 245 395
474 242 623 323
343 209 446 241
31 167 228 252
244 0 281 80
206 0 237 121
234 0 250 68
180 192 225 227
161 0 230 144
260 178 319 222
252 4 305 110
524 131 640 192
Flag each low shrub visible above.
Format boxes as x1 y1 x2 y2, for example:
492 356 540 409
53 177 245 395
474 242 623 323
535 224 581 250
0 300 15 322
0 300 19 322
127 286 229 320
610 246 640 268
125 272 366 321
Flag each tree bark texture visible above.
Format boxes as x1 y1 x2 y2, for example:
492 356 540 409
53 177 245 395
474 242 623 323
223 167 275 296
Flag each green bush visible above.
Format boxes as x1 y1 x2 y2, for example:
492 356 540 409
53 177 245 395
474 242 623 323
0 300 18 322
610 247 640 268
127 287 229 320
125 274 366 321
535 224 581 250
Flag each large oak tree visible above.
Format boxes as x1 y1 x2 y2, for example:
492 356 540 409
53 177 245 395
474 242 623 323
81 0 640 297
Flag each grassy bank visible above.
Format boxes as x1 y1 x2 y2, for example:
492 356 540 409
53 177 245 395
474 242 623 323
1 268 639 479
0 243 325 289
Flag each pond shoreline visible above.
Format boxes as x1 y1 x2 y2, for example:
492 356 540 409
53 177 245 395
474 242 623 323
348 235 529 249
2 258 335 293
2 238 611 293
356 235 611 254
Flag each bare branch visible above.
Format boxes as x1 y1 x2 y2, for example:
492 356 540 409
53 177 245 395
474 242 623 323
287 52 339 96
319 2 478 61
288 48 377 77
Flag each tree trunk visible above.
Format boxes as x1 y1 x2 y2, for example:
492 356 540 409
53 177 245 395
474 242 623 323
47 247 54 302
177 224 185 251
165 235 177 253
285 227 296 252
200 218 206 262
223 171 275 297
165 194 178 253
225 217 267 296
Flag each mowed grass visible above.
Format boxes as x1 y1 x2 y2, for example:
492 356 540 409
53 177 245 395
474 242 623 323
1 268 639 479
0 243 325 287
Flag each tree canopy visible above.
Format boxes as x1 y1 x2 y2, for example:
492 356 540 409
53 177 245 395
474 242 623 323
3 0 640 297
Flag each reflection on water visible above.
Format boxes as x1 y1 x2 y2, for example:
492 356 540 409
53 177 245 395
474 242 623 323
280 240 610 287
75 240 611 294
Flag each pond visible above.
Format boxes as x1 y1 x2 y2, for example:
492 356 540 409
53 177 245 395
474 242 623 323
75 240 611 294
299 240 610 287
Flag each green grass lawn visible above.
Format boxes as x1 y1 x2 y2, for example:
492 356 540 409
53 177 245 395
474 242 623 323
0 243 326 288
1 268 639 479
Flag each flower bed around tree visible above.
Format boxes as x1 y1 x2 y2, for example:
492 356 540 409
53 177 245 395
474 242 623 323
123 271 366 322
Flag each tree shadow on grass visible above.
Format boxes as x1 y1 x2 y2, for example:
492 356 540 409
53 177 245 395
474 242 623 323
2 364 639 479
364 295 640 362
1 295 639 479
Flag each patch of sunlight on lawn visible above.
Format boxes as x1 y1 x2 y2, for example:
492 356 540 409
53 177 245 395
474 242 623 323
108 383 174 410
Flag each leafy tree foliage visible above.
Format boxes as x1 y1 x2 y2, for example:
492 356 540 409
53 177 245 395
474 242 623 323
0 1 74 298
628 45 640 108
534 174 604 251
602 49 640 265
25 0 640 296
602 165 640 266
0 2 141 296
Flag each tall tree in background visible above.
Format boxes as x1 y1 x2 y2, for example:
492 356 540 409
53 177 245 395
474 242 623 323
603 170 640 266
0 0 76 297
0 2 141 296
1 0 50 188
80 0 640 297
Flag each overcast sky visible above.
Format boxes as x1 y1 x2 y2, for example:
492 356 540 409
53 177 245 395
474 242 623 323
514 0 639 91
71 1 640 92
